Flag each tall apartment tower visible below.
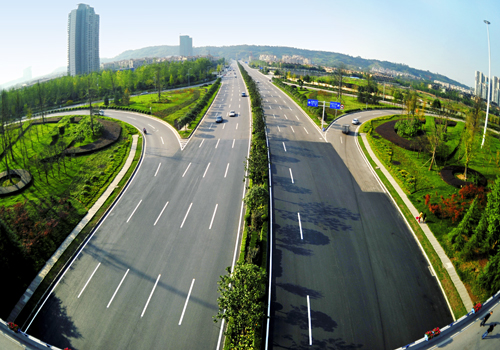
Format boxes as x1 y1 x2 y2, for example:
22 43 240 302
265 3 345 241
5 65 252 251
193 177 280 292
179 35 193 57
68 4 100 76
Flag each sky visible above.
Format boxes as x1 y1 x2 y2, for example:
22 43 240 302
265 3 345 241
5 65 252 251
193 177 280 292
1 0 499 87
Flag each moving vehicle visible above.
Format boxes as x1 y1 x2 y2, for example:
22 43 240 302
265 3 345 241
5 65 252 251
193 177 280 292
352 118 360 125
241 92 246 97
216 115 223 123
229 110 236 117
342 124 350 134
143 128 147 134
99 110 105 116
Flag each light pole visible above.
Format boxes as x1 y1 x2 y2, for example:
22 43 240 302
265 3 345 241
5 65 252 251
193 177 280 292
188 68 192 87
481 20 491 148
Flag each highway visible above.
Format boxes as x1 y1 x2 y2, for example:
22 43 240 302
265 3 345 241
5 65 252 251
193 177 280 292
26 62 250 349
242 65 454 349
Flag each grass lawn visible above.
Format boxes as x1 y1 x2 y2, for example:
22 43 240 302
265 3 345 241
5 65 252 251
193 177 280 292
362 114 500 305
0 116 139 319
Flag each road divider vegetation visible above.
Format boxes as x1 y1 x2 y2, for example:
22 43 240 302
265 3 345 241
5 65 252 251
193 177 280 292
214 63 269 350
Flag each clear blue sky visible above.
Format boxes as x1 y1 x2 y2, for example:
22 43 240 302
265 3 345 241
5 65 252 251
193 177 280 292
1 0 498 87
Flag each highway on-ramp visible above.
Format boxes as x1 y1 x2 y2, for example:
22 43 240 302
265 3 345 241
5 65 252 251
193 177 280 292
243 65 453 349
26 62 250 349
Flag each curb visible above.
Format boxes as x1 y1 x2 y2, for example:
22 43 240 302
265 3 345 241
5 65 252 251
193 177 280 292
8 133 141 324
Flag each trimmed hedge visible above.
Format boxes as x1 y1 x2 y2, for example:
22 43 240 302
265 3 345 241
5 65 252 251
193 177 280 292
375 119 427 152
175 78 221 129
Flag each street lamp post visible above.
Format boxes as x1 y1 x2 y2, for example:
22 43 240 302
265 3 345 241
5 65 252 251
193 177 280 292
481 20 492 148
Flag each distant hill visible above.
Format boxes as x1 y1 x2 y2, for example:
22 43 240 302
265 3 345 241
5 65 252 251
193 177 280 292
101 44 468 88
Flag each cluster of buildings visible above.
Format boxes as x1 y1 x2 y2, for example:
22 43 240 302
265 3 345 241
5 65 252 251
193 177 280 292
475 71 500 105
258 54 311 65
430 80 472 95
66 4 196 76
370 66 422 80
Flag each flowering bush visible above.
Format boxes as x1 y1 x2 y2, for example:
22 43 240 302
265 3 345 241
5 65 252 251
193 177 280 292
8 322 19 332
425 327 441 340
473 303 482 313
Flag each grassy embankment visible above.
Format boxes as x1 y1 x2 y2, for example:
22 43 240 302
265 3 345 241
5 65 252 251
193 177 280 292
360 115 500 317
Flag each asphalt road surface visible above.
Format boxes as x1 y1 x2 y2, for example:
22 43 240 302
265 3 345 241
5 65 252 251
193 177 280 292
26 62 250 350
243 65 453 349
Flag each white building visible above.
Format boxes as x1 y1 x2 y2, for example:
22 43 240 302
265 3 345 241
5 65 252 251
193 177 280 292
68 4 100 76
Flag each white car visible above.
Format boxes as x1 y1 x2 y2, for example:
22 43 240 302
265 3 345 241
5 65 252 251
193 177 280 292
352 118 360 125
229 110 236 117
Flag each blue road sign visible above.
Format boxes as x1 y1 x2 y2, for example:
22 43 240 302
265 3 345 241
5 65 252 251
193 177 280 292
330 102 341 109
307 99 319 107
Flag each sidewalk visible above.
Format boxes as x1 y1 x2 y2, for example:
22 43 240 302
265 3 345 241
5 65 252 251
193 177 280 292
8 134 140 323
359 133 473 314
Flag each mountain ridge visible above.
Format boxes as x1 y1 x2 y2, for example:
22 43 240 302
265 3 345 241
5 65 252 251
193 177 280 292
104 44 467 89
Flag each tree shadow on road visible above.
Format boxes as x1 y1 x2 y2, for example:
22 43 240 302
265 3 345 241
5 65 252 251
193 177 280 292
27 295 81 350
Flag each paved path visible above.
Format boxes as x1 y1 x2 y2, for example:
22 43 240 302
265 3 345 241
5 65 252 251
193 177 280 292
359 132 473 312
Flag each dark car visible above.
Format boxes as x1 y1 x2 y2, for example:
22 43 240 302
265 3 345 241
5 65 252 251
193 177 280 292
216 115 223 123
241 92 246 97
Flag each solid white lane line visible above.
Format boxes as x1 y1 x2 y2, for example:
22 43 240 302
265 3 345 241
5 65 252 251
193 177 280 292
277 126 281 132
154 163 161 177
303 127 309 134
127 200 142 223
182 163 192 177
282 142 287 152
236 123 239 130
295 115 299 120
78 262 101 298
209 123 213 130
179 279 195 325
154 201 169 226
289 168 294 183
232 139 235 148
107 269 129 308
215 138 220 148
180 203 193 228
224 163 230 178
298 213 303 240
199 139 205 148
141 274 161 318
307 295 312 345
203 163 211 178
161 137 164 144
209 204 218 229
291 126 295 133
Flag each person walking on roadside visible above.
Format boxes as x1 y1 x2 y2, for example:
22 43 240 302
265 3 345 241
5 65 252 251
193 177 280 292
422 212 427 223
482 323 496 339
481 311 493 327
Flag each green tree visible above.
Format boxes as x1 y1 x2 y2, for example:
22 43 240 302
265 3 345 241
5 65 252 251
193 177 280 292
122 88 130 106
243 184 268 212
461 97 482 179
432 98 441 110
104 95 109 107
448 197 481 249
478 250 500 294
214 262 266 350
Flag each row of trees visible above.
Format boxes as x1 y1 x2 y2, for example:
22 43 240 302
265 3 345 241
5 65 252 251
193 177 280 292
0 58 221 122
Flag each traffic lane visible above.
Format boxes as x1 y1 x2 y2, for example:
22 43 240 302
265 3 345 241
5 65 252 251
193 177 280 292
269 138 452 349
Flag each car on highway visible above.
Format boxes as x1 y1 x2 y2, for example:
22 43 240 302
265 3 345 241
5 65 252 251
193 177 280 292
241 92 246 97
229 110 236 117
98 110 105 116
216 115 223 123
352 118 360 125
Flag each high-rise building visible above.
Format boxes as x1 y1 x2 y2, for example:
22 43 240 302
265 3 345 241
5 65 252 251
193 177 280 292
23 67 32 81
179 35 193 57
475 71 500 105
68 4 100 76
